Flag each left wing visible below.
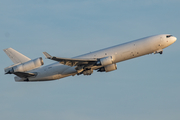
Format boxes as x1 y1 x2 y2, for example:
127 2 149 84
43 52 98 67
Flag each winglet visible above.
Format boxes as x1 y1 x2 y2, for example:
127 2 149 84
43 52 52 59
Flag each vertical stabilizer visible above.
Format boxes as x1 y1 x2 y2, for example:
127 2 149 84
3 48 31 64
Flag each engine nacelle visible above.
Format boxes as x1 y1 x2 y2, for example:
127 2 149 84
97 56 114 66
97 64 117 72
5 57 44 74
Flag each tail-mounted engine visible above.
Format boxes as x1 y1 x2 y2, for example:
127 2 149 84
5 57 44 74
97 63 117 72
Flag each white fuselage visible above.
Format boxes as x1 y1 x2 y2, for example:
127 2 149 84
15 34 177 82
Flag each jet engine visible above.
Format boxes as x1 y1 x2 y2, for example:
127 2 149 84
97 64 117 72
5 57 44 74
96 56 114 66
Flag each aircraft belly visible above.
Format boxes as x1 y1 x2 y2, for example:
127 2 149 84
36 64 72 80
62 67 77 75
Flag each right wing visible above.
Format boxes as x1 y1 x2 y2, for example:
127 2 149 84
43 52 98 67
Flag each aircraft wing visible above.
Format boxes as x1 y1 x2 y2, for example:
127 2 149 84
13 72 36 78
43 52 98 67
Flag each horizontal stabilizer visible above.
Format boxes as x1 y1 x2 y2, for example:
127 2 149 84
14 72 36 78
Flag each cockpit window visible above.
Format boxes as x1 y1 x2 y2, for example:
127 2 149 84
166 35 172 38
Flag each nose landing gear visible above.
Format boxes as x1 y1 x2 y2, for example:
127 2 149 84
154 49 163 54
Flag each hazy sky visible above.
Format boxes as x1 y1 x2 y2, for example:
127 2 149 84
1 0 180 120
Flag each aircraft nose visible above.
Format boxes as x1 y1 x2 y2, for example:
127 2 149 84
173 36 177 43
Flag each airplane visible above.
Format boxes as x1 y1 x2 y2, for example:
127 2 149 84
4 34 176 82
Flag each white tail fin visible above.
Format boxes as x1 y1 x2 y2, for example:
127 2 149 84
3 48 31 64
